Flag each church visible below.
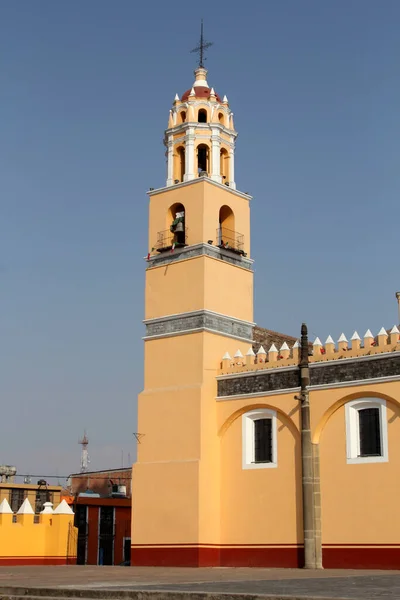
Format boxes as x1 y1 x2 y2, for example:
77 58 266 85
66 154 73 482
131 57 400 569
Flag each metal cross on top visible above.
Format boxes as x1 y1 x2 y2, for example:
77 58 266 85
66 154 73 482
190 20 213 68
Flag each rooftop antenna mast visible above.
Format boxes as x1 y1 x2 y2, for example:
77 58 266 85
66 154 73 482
190 19 213 68
79 431 90 473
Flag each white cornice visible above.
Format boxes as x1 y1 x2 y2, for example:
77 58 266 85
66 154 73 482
147 177 252 201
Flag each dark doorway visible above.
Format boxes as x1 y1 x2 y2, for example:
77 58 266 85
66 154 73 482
124 537 131 565
75 505 88 565
98 506 114 565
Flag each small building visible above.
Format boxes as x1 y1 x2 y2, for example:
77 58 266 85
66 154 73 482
0 480 62 514
68 468 131 498
66 468 132 566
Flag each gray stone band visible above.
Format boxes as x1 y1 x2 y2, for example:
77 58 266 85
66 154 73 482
146 243 253 271
144 310 254 342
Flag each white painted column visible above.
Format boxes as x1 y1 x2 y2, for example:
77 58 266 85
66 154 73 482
166 135 174 187
211 128 222 184
229 137 236 189
184 128 195 181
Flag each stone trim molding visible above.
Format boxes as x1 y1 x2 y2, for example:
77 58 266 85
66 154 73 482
147 242 254 271
217 386 301 402
217 353 400 398
147 177 252 201
144 309 255 342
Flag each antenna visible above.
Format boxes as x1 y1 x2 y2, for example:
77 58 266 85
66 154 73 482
396 292 400 324
79 431 90 473
190 20 213 68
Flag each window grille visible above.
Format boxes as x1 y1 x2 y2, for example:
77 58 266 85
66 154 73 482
359 407 381 456
254 418 273 463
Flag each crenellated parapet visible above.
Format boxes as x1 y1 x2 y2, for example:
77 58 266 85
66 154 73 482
219 326 400 374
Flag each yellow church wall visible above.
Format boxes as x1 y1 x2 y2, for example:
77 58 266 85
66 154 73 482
217 393 302 545
132 460 200 545
310 381 400 546
0 511 76 565
145 256 253 322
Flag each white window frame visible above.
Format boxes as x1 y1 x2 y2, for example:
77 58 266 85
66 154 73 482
242 409 277 470
345 398 388 464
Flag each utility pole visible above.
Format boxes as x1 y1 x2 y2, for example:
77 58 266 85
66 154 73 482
298 323 322 569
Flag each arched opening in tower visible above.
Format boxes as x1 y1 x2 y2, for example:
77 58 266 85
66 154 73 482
198 109 207 123
174 146 185 182
218 112 224 125
180 110 186 123
197 144 209 175
168 202 186 247
218 205 235 249
220 148 230 182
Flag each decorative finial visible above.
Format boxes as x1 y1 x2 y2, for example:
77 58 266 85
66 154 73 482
190 19 213 68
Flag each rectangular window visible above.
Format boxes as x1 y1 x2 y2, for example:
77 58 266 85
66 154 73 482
10 489 26 512
345 399 388 464
254 418 272 463
359 408 381 456
242 409 277 469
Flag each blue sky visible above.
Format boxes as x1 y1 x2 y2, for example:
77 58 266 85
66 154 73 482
1 1 400 481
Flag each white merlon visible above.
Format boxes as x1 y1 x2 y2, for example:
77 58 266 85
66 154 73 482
391 325 400 334
189 87 195 96
280 342 290 351
41 502 54 514
293 340 300 348
257 345 266 355
246 347 255 356
53 499 74 515
351 331 361 341
377 327 387 336
325 335 335 345
364 329 374 338
338 333 348 343
174 93 179 101
269 344 278 353
234 349 244 358
17 498 34 515
313 337 322 346
222 352 231 360
0 499 13 514
223 95 228 103
210 87 216 96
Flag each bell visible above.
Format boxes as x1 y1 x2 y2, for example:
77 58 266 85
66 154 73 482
175 222 184 232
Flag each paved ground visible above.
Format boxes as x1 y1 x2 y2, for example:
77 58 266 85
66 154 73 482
1 566 400 599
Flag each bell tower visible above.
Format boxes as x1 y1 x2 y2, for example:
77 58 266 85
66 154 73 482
166 66 237 189
131 57 254 566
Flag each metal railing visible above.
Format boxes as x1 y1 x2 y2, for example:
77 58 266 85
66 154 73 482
155 227 188 253
216 227 245 255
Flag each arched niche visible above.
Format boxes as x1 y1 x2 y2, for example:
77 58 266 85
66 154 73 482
198 108 207 123
197 143 210 175
220 147 230 182
167 202 186 247
173 146 185 182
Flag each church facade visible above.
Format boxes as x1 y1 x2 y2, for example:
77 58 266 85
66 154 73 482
131 65 400 569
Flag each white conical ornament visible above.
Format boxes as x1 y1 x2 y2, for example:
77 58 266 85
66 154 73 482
222 352 231 360
351 331 361 341
234 349 243 358
377 327 387 336
390 325 400 334
313 337 322 346
0 499 13 514
189 87 195 97
280 342 290 351
338 333 348 343
325 335 335 344
364 329 374 338
257 345 266 355
269 344 278 353
246 347 255 356
17 498 34 515
53 499 74 515
174 93 179 101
